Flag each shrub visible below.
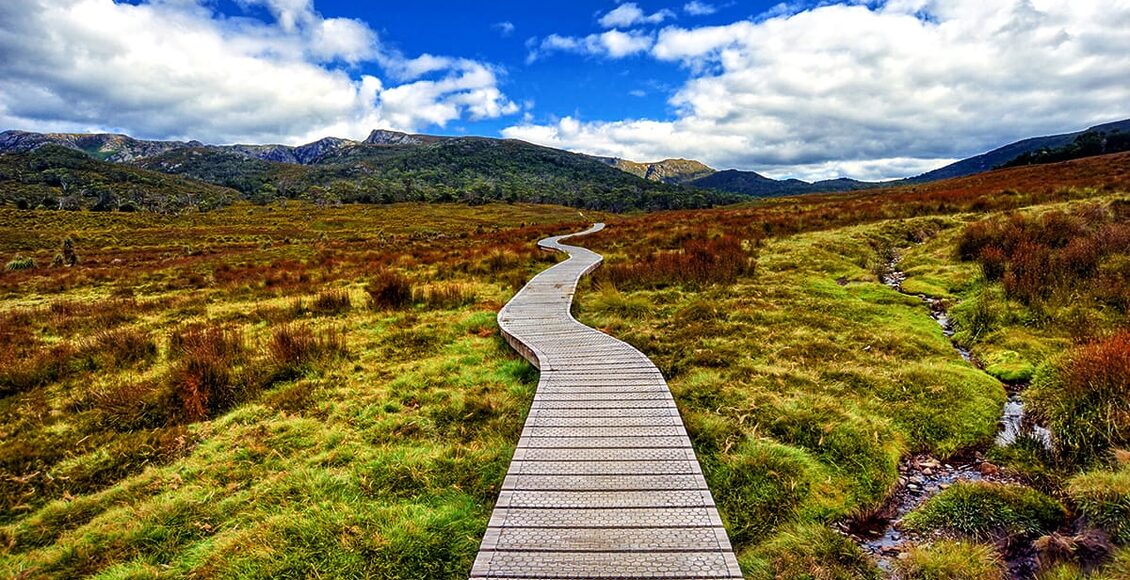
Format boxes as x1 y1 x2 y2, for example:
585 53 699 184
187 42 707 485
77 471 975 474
267 324 347 378
0 343 78 396
1027 332 1130 465
366 269 412 310
5 255 36 271
902 481 1065 541
596 235 751 289
1067 461 1130 545
414 283 476 310
896 540 1005 580
310 289 352 315
83 327 158 367
167 324 246 422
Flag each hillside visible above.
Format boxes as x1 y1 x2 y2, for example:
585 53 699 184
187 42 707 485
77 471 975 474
0 145 239 212
596 157 716 185
688 169 878 197
0 130 739 212
910 118 1130 182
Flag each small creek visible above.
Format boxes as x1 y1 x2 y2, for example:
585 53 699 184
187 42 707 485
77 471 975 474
847 255 1053 577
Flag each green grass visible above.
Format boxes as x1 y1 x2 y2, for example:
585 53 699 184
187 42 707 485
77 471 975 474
1066 459 1130 545
902 481 1065 540
574 217 1006 571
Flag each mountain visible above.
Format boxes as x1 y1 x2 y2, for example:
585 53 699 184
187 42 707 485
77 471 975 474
686 169 878 197
0 130 741 212
910 118 1130 182
0 144 239 212
597 157 716 185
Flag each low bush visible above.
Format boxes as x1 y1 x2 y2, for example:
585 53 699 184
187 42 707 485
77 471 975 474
414 283 476 310
267 324 347 378
83 327 158 368
742 523 881 580
366 269 413 310
896 540 1005 580
310 289 351 315
167 324 246 422
595 235 751 289
1066 461 1130 545
1027 331 1130 466
902 481 1065 541
5 255 36 271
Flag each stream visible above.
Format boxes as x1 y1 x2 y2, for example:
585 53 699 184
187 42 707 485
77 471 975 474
846 255 1053 577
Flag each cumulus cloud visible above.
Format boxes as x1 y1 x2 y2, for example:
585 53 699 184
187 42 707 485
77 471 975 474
683 2 718 16
527 30 654 62
0 0 517 144
507 0 1130 181
599 3 675 29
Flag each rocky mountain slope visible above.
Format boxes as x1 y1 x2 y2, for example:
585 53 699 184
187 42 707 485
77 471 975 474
596 157 716 185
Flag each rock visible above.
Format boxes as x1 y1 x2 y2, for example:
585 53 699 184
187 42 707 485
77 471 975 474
923 468 934 476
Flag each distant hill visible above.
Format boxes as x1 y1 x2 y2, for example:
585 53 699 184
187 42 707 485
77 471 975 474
0 145 239 212
596 157 716 185
909 118 1130 182
0 130 741 212
687 169 878 197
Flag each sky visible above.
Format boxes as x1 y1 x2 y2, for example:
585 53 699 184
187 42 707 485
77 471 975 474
1 1 1130 181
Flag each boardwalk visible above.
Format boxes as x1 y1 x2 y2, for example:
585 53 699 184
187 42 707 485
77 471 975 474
471 224 742 579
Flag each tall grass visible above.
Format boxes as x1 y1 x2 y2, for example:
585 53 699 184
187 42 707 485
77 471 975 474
1028 331 1130 466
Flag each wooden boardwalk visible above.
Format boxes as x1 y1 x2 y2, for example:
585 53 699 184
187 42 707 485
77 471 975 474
471 224 742 579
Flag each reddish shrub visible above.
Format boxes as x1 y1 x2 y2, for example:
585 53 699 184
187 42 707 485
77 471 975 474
167 325 246 422
366 269 413 310
1028 331 1130 464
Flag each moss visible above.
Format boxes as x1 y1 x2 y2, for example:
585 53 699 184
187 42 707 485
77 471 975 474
896 540 1005 580
902 481 1065 540
981 349 1037 383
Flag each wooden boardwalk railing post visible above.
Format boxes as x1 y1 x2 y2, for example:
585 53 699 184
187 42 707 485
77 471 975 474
471 223 743 579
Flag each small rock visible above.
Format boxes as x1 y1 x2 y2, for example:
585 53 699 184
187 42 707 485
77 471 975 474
907 483 920 491
909 475 925 484
923 468 934 476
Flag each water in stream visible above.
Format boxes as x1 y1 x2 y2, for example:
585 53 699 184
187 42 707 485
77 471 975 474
853 256 1053 576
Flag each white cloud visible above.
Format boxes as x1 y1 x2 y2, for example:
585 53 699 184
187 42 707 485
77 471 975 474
683 2 717 16
508 0 1130 181
493 21 516 37
0 0 517 144
599 3 675 29
527 30 654 62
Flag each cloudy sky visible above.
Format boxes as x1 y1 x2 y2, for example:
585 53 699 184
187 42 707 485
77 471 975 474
2 0 1129 181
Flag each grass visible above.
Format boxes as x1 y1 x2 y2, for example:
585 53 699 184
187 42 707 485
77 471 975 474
901 481 1065 541
1066 457 1130 545
896 540 1005 580
0 201 595 578
1027 331 1130 466
0 165 1126 577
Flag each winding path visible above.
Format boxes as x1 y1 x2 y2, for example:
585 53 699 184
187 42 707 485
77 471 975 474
471 224 742 579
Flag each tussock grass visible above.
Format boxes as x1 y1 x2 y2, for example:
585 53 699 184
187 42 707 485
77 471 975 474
896 540 1005 580
902 481 1065 541
1067 460 1130 545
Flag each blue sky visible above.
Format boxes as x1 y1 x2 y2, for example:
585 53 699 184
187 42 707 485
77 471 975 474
2 1 1130 180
